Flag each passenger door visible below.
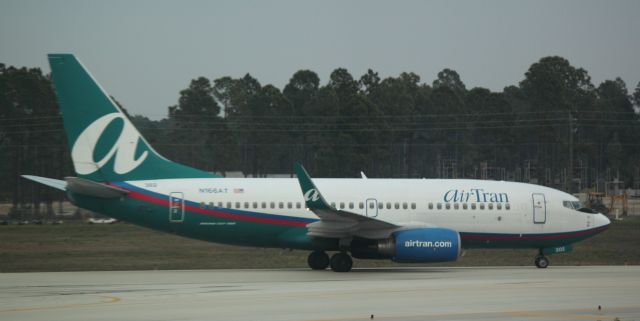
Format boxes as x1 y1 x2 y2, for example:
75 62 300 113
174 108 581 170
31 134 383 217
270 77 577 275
532 193 546 224
169 192 185 223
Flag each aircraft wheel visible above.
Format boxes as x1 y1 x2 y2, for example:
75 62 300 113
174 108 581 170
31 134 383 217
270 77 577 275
307 250 330 270
535 255 549 269
330 252 353 272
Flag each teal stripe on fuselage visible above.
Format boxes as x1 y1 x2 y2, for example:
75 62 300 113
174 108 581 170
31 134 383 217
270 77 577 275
460 225 609 249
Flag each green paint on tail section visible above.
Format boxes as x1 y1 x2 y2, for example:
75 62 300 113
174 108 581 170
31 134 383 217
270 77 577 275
293 163 332 210
48 54 218 181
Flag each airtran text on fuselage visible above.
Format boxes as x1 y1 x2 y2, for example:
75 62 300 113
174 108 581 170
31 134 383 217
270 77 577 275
444 189 509 203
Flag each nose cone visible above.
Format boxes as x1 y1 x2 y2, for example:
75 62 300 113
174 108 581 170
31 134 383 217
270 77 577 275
596 214 611 229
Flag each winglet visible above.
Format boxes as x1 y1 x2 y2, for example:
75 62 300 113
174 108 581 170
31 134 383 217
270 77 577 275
294 163 332 210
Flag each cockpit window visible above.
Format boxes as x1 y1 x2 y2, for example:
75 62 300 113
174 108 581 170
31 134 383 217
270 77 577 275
563 200 587 211
571 201 583 210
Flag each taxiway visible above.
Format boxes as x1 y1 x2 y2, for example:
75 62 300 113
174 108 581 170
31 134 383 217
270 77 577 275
1 266 638 321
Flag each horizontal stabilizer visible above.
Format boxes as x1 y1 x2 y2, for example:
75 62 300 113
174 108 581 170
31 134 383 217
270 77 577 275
22 175 128 198
22 175 67 191
65 177 129 198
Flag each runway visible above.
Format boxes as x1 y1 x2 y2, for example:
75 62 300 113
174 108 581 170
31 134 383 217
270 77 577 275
1 266 638 321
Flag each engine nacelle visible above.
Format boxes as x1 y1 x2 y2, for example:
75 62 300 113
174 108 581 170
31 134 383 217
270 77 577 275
378 228 461 263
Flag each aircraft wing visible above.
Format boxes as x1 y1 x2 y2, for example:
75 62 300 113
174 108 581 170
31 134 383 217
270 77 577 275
294 163 399 239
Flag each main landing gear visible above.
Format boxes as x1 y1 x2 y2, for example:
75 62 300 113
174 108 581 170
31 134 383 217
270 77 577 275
307 250 329 270
535 250 550 269
307 251 353 272
330 252 353 272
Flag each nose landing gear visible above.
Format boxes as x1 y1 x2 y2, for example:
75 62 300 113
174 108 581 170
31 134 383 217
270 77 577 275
535 249 550 268
534 255 549 268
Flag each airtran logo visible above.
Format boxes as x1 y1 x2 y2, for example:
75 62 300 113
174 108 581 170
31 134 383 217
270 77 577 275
404 240 453 248
71 113 148 175
304 188 320 202
444 189 509 203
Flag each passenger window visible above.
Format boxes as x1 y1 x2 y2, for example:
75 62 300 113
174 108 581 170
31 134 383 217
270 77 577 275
394 203 399 209
402 202 408 209
287 202 292 209
454 203 459 210
218 202 223 208
244 202 249 209
437 203 442 210
378 202 384 209
340 202 345 209
463 203 468 210
368 202 374 209
497 203 502 210
200 202 205 209
253 202 258 209
488 203 494 210
386 203 391 209
261 202 266 209
479 203 485 210
428 203 433 210
296 202 301 209
279 202 284 209
226 202 232 208
506 203 511 210
270 202 275 209
411 203 416 209
331 202 336 208
235 202 241 208
209 202 214 209
471 203 476 210
360 202 365 209
349 202 354 209
445 203 451 210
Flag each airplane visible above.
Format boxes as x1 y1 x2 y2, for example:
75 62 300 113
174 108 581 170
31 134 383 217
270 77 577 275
23 54 611 272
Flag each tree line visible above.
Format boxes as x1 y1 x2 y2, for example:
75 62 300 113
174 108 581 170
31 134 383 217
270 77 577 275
1 56 640 218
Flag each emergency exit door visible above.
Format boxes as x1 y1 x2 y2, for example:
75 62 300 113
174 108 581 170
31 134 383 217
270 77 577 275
365 198 378 217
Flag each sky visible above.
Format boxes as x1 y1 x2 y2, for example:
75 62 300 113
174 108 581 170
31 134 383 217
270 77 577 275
1 0 639 120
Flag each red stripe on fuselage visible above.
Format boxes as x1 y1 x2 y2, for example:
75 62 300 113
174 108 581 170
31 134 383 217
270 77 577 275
125 190 308 227
460 225 608 242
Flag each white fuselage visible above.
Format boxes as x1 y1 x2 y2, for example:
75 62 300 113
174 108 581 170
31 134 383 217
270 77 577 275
125 178 610 236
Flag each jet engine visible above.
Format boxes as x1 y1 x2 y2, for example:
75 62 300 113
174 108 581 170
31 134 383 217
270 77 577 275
376 227 461 263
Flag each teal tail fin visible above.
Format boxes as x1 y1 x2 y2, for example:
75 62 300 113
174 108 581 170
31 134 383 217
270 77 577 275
48 53 218 182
